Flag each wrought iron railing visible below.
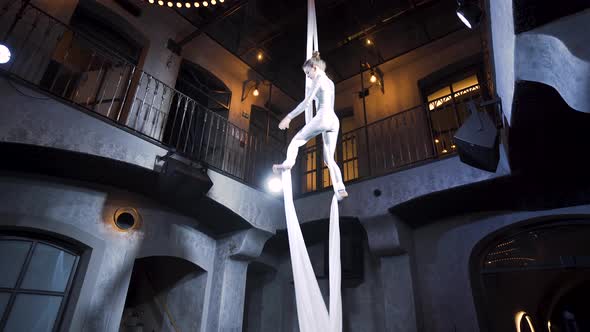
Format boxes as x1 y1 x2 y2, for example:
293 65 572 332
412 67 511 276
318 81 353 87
295 84 503 195
0 1 285 188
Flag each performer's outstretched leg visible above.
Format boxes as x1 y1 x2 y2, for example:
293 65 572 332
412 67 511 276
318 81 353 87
273 117 324 174
322 130 348 200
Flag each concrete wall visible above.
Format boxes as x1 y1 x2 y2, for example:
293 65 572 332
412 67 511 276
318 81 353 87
0 174 217 331
411 204 590 332
182 34 297 130
332 29 481 128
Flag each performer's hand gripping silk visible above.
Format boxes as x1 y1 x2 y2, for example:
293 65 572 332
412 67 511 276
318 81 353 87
273 52 348 200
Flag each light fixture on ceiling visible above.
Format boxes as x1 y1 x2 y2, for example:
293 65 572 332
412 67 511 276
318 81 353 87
0 44 11 64
456 0 482 29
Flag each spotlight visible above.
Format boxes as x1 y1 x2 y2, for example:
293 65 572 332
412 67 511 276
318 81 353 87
267 176 283 193
253 88 259 97
0 44 11 64
456 0 482 29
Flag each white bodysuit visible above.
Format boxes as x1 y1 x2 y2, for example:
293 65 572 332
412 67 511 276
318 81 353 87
281 71 345 193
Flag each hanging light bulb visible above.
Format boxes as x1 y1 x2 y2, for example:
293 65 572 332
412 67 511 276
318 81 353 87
158 0 164 5
211 0 216 4
203 1 208 6
167 1 173 7
194 2 200 7
257 52 263 61
0 44 11 64
253 88 260 97
149 0 154 3
370 72 377 84
176 2 182 8
366 38 373 46
185 2 191 7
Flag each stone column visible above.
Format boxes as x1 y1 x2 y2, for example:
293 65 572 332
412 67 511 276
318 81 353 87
361 214 418 332
203 228 272 332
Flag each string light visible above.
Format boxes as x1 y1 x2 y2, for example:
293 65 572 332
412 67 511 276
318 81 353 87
366 38 373 45
167 1 173 7
194 2 200 7
185 2 191 7
203 1 208 6
176 2 182 8
211 0 216 4
257 52 263 61
158 0 164 5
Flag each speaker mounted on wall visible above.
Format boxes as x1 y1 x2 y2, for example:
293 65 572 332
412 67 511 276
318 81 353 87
453 101 499 172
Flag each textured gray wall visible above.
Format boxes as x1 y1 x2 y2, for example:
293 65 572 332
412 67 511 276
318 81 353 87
0 174 216 331
412 204 590 332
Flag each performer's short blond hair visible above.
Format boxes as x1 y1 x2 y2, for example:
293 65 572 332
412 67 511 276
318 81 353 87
302 51 326 71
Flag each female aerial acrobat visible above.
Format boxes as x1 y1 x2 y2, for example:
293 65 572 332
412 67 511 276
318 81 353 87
272 51 348 201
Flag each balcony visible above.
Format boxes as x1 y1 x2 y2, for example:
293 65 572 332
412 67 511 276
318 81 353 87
0 1 504 205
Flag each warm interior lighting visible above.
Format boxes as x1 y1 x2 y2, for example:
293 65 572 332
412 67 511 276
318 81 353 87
252 88 260 97
366 38 372 45
267 176 283 193
257 52 263 61
203 1 208 6
370 73 377 83
0 44 11 64
515 311 536 332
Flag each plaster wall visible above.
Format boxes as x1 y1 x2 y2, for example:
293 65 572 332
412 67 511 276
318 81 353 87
182 34 297 130
334 29 482 128
411 204 590 332
0 174 216 331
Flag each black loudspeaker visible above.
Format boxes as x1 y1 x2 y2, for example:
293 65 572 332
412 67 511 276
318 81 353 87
453 102 499 172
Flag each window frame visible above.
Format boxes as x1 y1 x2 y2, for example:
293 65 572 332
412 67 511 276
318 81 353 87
0 235 81 332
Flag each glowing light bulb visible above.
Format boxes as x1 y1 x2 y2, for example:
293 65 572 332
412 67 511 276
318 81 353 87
257 52 263 61
211 0 216 4
149 0 154 3
185 2 191 7
253 88 259 97
370 74 377 83
451 144 456 149
158 0 164 5
434 139 440 143
203 1 208 6
366 38 372 45
194 2 199 7
167 2 173 7
267 176 283 193
0 44 11 64
220 0 224 2
176 2 182 7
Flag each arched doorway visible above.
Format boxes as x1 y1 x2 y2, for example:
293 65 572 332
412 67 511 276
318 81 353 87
120 256 207 332
470 218 590 332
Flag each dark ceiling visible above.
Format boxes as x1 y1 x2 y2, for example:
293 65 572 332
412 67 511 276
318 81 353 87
174 0 467 100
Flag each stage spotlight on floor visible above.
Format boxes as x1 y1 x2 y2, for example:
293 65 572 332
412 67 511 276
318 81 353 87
456 0 482 29
267 176 283 193
0 44 11 64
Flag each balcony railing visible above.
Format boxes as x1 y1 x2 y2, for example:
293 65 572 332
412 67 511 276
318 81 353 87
0 1 502 195
0 1 285 188
295 84 503 195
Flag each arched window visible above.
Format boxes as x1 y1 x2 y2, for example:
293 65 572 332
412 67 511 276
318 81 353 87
0 234 82 331
470 219 590 332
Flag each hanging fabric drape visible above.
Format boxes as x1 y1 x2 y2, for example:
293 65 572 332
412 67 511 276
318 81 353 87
280 1 342 331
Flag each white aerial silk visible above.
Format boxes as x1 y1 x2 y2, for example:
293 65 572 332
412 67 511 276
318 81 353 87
279 1 342 331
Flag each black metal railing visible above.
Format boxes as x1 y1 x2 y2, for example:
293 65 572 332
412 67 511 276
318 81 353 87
295 84 503 195
0 1 285 189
